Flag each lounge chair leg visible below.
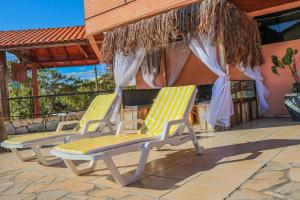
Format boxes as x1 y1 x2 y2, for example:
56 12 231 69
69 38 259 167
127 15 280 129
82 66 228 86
186 122 204 155
11 148 36 162
134 143 151 177
64 160 97 175
31 146 63 166
102 155 127 186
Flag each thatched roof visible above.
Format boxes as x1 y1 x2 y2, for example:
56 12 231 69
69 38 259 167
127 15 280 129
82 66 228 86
102 0 263 68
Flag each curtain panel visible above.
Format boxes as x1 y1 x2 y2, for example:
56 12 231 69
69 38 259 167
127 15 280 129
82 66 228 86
239 66 270 112
190 33 234 127
112 48 146 122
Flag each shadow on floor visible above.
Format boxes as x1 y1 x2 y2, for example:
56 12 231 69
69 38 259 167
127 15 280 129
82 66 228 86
88 138 300 190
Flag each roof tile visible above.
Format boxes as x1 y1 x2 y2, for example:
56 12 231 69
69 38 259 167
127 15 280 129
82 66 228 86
0 26 86 49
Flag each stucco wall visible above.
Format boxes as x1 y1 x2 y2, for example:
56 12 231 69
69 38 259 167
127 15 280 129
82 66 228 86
136 52 249 89
136 39 300 116
261 39 300 116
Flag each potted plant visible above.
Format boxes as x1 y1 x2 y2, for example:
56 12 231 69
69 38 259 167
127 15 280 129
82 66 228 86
271 47 300 121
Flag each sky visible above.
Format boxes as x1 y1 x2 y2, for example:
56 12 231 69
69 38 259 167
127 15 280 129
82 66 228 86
0 0 106 80
0 0 84 30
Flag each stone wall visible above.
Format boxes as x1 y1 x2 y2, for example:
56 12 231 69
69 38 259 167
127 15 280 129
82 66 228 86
5 112 85 135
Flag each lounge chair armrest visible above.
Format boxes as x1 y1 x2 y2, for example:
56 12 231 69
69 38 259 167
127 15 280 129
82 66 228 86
56 120 80 132
116 119 144 135
80 119 105 135
161 119 188 140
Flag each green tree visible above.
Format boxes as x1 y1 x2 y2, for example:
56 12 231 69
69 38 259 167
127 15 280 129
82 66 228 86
7 63 117 119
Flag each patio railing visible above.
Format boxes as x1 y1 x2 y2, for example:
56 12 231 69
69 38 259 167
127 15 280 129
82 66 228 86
2 90 114 119
1 80 256 120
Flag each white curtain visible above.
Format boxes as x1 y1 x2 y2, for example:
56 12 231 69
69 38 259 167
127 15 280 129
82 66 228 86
141 59 161 88
239 65 270 112
190 33 234 127
165 42 191 86
112 48 146 122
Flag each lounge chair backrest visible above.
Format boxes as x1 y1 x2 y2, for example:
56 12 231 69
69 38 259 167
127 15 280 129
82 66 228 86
79 93 117 132
140 85 197 136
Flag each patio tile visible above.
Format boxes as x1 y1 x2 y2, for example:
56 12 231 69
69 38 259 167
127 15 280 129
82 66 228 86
0 181 14 193
1 119 300 200
36 190 68 200
242 179 287 191
163 160 264 200
263 190 285 199
263 161 291 171
125 175 180 197
289 168 300 182
286 190 300 200
1 194 34 200
227 188 274 200
274 182 300 194
120 195 156 200
40 179 95 193
3 181 34 195
252 170 285 180
272 144 300 163
88 188 131 199
22 183 50 194
154 164 205 180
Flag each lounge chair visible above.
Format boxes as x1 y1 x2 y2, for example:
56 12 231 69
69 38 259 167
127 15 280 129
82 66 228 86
1 93 119 166
51 85 204 186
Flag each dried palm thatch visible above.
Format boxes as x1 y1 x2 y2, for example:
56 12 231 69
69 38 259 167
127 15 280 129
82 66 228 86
102 0 263 68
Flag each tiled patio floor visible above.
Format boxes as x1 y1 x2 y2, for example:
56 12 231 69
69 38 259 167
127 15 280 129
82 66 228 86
0 118 300 200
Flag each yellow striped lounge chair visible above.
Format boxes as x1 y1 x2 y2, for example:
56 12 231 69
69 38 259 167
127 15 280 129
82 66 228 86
1 93 119 166
51 85 204 186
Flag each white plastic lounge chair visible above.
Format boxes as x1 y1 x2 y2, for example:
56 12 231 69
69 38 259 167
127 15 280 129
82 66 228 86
51 85 204 186
1 93 119 165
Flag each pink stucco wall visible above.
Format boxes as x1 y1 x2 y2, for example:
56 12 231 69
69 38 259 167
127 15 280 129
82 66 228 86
261 39 300 116
136 52 249 89
136 39 300 116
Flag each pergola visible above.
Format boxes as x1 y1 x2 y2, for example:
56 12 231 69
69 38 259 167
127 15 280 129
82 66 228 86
0 26 104 118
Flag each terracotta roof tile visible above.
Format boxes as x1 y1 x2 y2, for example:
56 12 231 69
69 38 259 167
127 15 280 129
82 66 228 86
0 26 87 49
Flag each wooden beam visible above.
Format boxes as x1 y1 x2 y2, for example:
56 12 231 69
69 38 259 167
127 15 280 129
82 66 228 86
23 57 98 65
46 48 55 59
77 45 89 59
87 35 102 62
9 51 34 62
63 46 70 59
0 41 89 51
31 65 41 117
0 52 10 118
249 1 300 17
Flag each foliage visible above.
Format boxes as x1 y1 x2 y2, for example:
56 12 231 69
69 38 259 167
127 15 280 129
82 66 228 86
7 63 116 119
271 48 299 92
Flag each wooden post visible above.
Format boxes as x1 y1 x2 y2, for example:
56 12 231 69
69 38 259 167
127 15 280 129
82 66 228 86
31 65 41 117
0 52 10 118
94 65 99 91
0 89 7 141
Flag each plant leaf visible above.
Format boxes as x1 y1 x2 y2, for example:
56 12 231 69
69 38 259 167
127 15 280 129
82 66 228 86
271 55 279 66
282 53 292 65
271 66 279 75
286 48 294 57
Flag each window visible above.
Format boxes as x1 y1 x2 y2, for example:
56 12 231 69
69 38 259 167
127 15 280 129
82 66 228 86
255 8 300 45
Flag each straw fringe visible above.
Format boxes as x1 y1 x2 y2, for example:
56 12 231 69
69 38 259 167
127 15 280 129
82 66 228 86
102 0 263 68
